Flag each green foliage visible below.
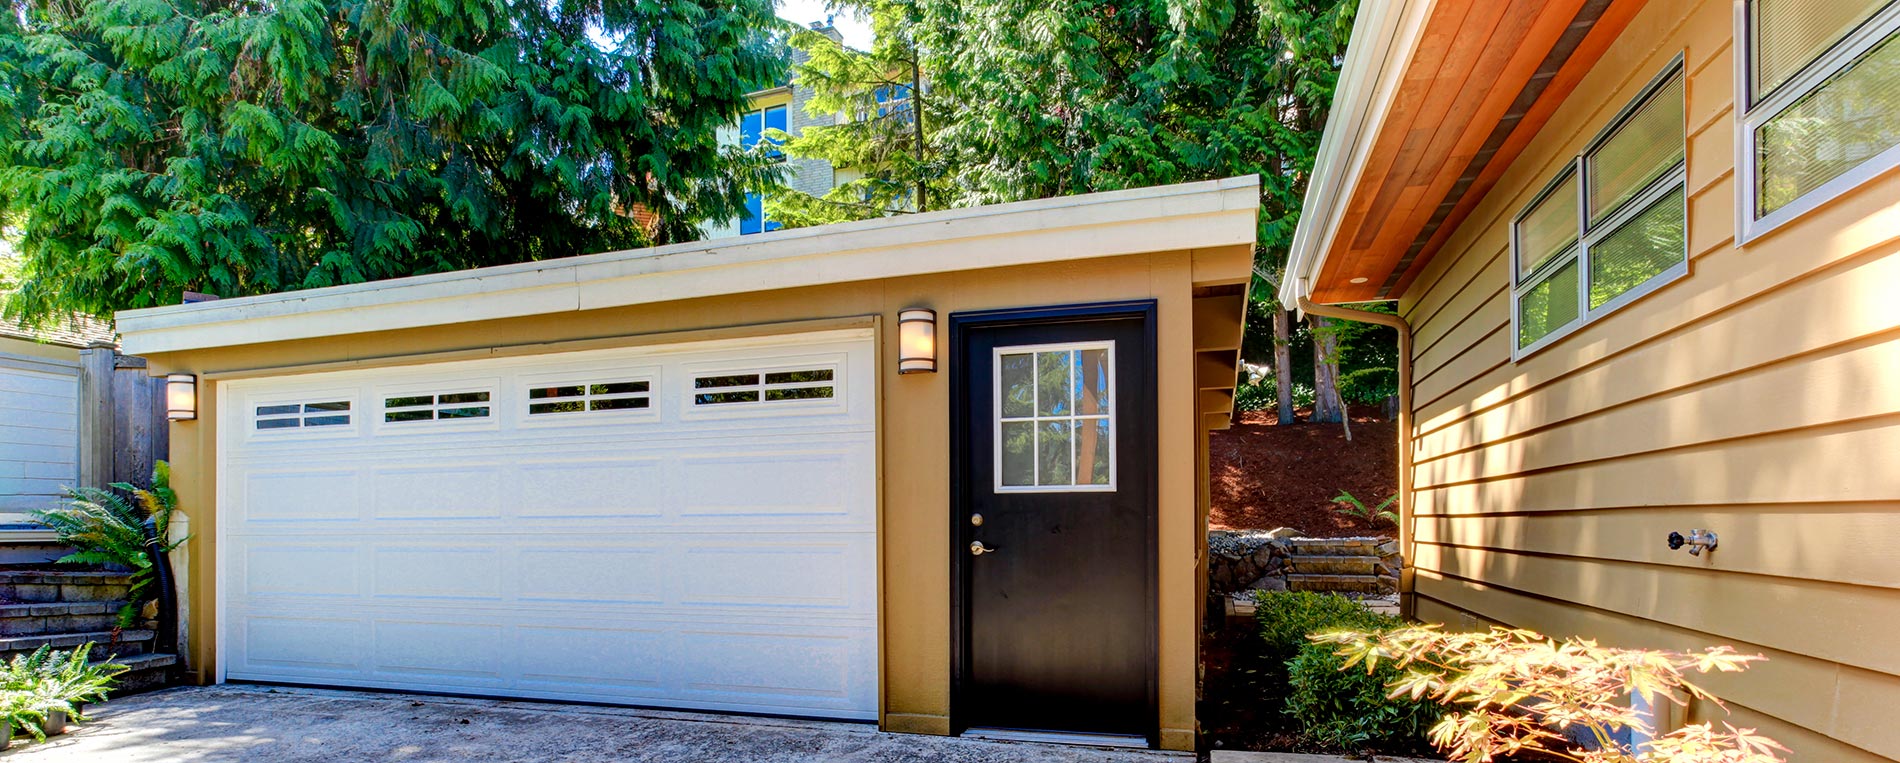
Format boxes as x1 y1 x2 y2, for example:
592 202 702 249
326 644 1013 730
1317 626 1790 763
1331 490 1396 526
0 0 789 322
1254 590 1396 668
0 643 125 742
31 461 185 612
1286 636 1442 752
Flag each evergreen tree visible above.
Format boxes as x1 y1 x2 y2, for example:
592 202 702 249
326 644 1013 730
778 0 1358 422
0 0 788 321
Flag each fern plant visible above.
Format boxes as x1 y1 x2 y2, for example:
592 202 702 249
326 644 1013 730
30 462 185 625
0 644 126 739
1333 490 1399 526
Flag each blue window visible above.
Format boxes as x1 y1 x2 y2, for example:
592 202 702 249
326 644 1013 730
739 192 782 236
740 105 788 157
874 85 914 122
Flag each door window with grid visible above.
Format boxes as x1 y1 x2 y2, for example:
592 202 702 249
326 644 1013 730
994 342 1115 492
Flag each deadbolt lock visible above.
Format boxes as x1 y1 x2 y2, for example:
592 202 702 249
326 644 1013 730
970 513 984 526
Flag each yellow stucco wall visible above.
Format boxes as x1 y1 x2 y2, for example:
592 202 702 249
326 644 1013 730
1397 0 1900 760
146 248 1247 751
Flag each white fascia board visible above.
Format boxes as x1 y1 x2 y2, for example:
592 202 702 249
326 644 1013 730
119 176 1260 355
1279 0 1436 307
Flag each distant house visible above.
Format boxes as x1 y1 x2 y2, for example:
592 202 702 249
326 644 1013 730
702 21 848 239
1283 1 1898 761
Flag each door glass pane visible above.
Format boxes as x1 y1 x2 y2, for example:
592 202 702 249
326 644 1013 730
1588 73 1684 225
1075 348 1109 415
1752 0 1889 100
1000 353 1035 418
1757 29 1900 215
1517 260 1580 349
1516 172 1578 280
1036 351 1071 416
1037 420 1072 486
1001 421 1036 486
1076 419 1111 485
1590 187 1687 309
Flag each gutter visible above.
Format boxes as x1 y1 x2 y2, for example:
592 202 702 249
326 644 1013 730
1297 297 1415 619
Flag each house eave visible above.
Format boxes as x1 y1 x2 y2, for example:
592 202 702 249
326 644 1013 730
118 177 1262 356
1279 0 1435 308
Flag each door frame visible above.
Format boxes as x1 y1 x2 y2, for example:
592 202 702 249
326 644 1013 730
946 300 1159 746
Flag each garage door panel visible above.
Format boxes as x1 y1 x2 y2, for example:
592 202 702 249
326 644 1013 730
220 329 878 719
515 459 666 519
373 621 506 682
240 616 366 673
372 546 505 601
241 545 361 598
242 470 362 522
516 546 667 604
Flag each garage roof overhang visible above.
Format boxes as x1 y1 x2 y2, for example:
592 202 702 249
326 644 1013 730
117 177 1260 356
1279 0 1647 306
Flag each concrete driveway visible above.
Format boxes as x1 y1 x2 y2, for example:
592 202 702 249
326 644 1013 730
5 685 1190 762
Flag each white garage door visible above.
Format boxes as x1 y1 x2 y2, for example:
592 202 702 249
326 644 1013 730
218 329 877 719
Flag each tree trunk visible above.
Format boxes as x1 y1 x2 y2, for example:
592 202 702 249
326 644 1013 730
1273 307 1296 424
1311 316 1345 426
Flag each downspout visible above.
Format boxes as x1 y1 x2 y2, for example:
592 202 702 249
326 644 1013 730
1296 297 1415 619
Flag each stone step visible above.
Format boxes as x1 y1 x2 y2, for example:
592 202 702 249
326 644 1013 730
1281 537 1387 556
105 652 177 695
0 629 155 659
0 571 135 604
1286 555 1380 575
0 601 130 636
1286 573 1387 594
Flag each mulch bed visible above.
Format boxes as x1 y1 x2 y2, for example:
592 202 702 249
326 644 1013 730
1210 405 1398 536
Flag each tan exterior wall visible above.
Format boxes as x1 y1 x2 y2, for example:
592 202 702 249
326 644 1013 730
146 248 1245 751
1397 0 1900 760
0 336 83 364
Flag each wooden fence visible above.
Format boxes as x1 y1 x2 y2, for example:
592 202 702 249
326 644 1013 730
76 346 170 490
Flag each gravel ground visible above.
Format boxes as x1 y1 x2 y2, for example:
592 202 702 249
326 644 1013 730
8 685 1189 762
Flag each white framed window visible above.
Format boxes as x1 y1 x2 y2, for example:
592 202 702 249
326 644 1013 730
1514 59 1689 358
690 367 837 406
1739 0 1900 242
994 342 1115 493
382 390 492 423
253 400 353 431
525 379 653 416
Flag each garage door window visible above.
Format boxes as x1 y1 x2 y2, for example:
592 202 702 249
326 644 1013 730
528 380 652 415
995 342 1114 492
693 368 836 406
255 401 352 430
384 391 492 422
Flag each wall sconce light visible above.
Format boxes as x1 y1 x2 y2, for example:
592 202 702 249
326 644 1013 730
898 308 937 374
166 373 198 421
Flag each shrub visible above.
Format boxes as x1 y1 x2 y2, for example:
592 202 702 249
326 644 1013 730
1286 637 1443 752
1316 625 1790 763
1255 591 1396 667
31 462 185 626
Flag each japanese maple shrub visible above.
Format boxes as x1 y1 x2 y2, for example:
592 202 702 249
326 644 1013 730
1314 626 1790 763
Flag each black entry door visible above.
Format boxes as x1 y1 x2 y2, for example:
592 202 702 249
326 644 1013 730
952 303 1155 742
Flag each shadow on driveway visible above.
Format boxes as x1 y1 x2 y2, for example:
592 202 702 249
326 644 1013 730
5 685 1189 762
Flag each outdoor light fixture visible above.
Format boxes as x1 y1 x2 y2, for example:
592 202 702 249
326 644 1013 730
898 308 938 374
166 374 198 421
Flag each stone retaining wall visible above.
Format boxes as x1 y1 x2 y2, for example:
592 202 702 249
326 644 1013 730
1208 530 1401 596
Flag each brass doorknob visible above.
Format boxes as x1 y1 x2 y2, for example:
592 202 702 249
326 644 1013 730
969 541 997 556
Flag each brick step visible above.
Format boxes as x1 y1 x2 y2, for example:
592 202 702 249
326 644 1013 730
0 601 131 637
0 571 135 604
1286 555 1381 575
1286 573 1387 594
0 629 155 660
